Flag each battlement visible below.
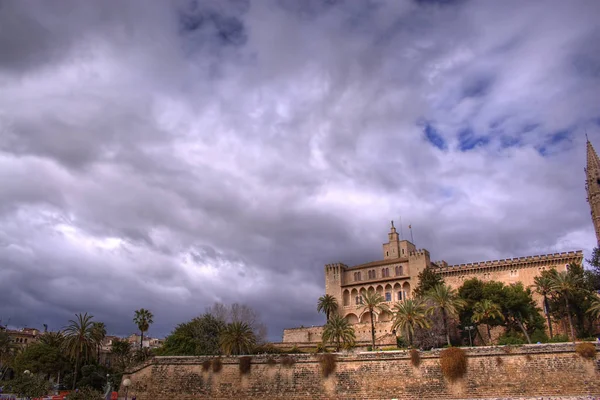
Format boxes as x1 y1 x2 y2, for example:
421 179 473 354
431 260 448 268
408 249 429 258
433 250 583 274
325 262 348 270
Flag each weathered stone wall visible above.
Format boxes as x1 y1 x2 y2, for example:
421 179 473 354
122 343 600 400
282 322 396 345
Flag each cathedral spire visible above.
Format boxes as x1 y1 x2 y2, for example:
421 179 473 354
585 138 600 245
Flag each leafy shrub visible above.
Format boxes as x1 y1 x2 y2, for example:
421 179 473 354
548 334 569 343
66 387 104 400
253 344 282 354
239 356 252 374
266 356 277 366
286 346 303 354
439 347 468 381
280 355 295 367
575 343 597 359
495 356 503 366
396 336 407 348
316 343 326 353
212 357 223 373
202 359 211 372
530 329 549 343
366 345 373 351
409 349 421 367
319 353 337 378
6 374 52 398
497 333 526 345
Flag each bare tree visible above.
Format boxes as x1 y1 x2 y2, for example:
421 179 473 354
206 302 268 343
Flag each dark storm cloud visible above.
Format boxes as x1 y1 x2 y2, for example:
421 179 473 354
1 0 599 340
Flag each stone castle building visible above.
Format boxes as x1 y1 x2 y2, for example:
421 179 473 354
282 139 598 345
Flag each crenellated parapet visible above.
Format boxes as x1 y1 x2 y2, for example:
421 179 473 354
408 249 429 258
433 251 583 275
324 262 348 271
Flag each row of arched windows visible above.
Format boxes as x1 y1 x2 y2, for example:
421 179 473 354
354 266 403 282
342 282 411 306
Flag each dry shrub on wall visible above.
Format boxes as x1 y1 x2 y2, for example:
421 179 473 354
525 354 532 362
410 349 421 367
266 356 277 366
575 343 597 359
319 353 337 378
439 347 468 382
239 356 252 374
212 357 223 373
280 355 295 367
202 360 211 372
495 356 503 366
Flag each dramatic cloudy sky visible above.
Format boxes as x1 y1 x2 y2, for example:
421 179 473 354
1 0 600 341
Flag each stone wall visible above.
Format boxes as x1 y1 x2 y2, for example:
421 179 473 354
122 343 600 399
282 322 396 345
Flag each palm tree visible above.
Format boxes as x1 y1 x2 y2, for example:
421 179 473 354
317 294 339 322
359 291 389 349
425 284 466 346
321 315 356 352
219 321 256 355
91 322 107 361
111 339 132 371
62 312 95 389
471 299 504 344
133 309 154 350
549 270 582 343
587 295 600 320
533 272 556 338
391 299 430 347
39 331 65 348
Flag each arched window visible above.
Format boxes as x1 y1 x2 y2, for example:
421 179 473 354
385 292 391 302
385 268 389 277
397 291 402 301
381 268 385 277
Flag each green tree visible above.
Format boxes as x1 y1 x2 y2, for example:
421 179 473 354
110 339 132 371
7 372 52 398
317 294 339 322
159 314 225 356
219 322 256 355
62 312 95 390
359 291 389 349
502 283 545 344
0 330 15 379
391 299 430 346
587 295 600 320
413 266 444 298
11 341 70 382
321 315 356 351
533 271 557 338
550 269 583 343
471 299 504 343
425 284 466 346
90 322 107 362
133 309 154 350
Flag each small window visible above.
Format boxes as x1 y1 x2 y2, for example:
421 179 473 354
402 249 404 255
397 291 402 301
386 251 389 256
385 292 391 302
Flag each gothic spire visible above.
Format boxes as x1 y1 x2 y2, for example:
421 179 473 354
586 137 600 175
585 138 600 245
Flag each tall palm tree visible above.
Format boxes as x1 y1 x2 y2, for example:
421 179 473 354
533 272 556 338
91 322 107 361
391 299 430 347
321 315 356 352
587 295 600 320
219 322 256 355
550 270 582 343
62 312 95 390
425 284 466 346
317 294 339 322
359 291 389 349
133 309 154 350
471 299 504 344
39 331 65 348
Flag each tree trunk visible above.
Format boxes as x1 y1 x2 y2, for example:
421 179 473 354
564 295 576 344
441 308 450 347
369 310 376 349
72 345 80 390
487 324 491 342
406 326 412 347
514 317 531 344
140 330 144 350
543 295 553 338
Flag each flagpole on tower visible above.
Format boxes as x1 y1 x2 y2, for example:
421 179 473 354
409 223 414 243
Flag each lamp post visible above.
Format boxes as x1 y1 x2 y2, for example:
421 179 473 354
122 378 131 400
465 326 475 347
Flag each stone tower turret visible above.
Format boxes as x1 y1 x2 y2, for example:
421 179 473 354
585 138 600 245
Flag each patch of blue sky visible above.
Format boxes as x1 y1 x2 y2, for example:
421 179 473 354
422 123 447 151
457 128 489 151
